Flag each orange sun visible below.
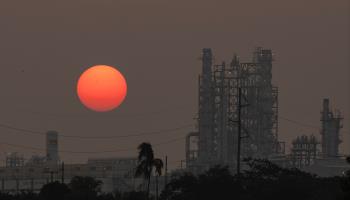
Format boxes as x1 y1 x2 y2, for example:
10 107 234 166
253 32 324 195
77 65 127 112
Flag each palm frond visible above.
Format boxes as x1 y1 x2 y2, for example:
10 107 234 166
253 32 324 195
153 158 164 176
137 142 154 161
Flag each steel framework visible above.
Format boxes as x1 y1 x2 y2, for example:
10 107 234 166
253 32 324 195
186 47 282 172
290 135 318 168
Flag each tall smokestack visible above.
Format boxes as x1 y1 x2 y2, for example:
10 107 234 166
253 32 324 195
323 99 329 116
202 48 212 82
46 131 59 165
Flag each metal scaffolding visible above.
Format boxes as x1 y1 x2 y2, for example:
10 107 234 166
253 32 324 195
290 135 319 168
186 47 283 172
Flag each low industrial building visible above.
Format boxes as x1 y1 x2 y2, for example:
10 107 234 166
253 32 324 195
0 132 142 193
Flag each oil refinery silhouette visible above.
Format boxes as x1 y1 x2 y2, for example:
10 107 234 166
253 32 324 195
0 48 347 195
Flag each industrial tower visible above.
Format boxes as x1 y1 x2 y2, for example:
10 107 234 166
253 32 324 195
320 98 343 158
186 48 283 172
46 131 59 165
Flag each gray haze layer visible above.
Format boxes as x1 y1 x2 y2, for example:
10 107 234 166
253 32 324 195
0 0 348 169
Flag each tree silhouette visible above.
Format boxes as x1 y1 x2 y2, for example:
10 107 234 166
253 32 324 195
341 157 350 199
121 191 149 200
160 159 345 200
160 172 198 200
39 181 70 200
66 176 102 200
160 166 241 200
135 142 164 199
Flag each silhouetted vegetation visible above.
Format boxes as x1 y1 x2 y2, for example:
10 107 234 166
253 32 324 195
0 158 350 200
39 181 70 200
135 142 164 199
65 176 102 200
160 158 347 200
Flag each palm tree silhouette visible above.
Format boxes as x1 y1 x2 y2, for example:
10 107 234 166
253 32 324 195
135 142 164 199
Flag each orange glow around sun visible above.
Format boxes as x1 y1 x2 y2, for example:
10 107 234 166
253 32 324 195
77 65 127 112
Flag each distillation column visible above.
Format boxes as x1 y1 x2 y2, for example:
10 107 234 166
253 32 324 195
321 98 343 158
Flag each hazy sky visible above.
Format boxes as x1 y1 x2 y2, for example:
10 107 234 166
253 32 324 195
0 0 348 169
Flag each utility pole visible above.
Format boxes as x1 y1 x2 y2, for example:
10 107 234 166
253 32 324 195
237 88 242 175
164 156 168 186
229 88 248 175
61 162 65 184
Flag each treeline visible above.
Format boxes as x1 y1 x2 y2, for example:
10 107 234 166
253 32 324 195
0 158 349 200
0 176 149 200
161 159 349 200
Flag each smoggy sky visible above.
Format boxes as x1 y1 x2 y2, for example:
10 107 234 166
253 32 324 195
0 0 348 169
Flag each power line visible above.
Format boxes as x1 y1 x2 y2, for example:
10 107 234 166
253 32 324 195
279 116 349 134
0 122 193 139
0 136 186 154
279 116 320 130
1 104 192 120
